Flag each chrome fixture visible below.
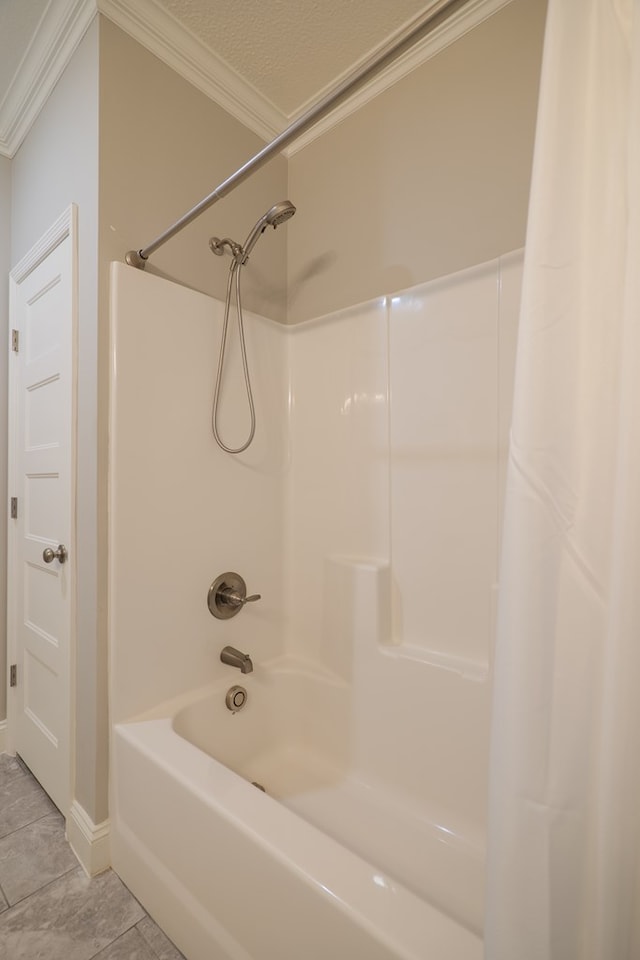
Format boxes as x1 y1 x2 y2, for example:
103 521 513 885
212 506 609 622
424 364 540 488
238 200 296 264
208 237 242 259
208 572 261 620
125 0 469 269
43 544 68 564
220 646 253 674
209 201 296 266
225 685 248 713
210 201 296 455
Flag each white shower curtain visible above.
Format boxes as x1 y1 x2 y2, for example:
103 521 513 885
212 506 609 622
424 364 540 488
485 1 640 958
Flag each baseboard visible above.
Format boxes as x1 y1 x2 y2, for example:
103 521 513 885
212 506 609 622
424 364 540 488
66 800 111 877
0 720 6 754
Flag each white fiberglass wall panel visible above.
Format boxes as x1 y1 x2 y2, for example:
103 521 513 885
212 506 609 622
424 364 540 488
389 254 523 666
109 251 522 833
286 253 522 834
286 299 390 673
109 264 287 724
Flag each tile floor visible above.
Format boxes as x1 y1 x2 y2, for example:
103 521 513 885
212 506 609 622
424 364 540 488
0 753 185 960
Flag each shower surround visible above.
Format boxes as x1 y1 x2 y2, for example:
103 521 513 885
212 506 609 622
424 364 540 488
108 250 522 958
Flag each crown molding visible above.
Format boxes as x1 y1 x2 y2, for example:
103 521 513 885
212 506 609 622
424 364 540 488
98 0 514 156
0 0 515 161
0 0 96 159
284 0 514 156
97 0 286 144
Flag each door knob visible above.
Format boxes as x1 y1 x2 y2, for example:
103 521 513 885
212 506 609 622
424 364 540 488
43 544 68 564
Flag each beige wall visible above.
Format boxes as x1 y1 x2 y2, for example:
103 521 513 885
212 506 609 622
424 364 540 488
98 18 289 321
0 155 10 724
287 0 547 323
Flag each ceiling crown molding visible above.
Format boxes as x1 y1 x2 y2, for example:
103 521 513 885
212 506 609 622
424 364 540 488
97 0 514 156
98 0 514 156
0 0 515 161
0 0 96 158
97 0 287 144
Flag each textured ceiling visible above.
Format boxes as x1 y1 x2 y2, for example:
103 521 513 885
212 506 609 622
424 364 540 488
0 0 50 109
152 0 435 116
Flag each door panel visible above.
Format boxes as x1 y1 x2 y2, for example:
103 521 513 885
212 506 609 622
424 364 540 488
9 229 74 815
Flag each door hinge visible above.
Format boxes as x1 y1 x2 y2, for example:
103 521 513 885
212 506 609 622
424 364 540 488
11 329 19 353
9 664 17 687
10 497 17 519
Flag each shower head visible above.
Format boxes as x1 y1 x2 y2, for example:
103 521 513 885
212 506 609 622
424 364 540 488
241 200 296 261
266 200 297 227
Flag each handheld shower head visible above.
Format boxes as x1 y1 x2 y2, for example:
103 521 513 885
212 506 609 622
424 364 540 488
265 200 297 227
241 200 296 261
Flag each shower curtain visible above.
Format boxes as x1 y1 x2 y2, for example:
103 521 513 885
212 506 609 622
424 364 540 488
485 1 640 958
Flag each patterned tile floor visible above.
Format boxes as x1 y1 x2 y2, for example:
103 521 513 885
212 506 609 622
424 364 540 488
0 753 185 960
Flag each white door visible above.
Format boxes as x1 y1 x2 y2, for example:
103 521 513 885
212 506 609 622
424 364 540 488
8 209 76 816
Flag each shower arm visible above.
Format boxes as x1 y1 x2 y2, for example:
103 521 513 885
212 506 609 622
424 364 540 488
125 0 471 268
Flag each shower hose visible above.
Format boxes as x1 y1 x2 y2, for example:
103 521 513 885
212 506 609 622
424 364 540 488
211 256 256 454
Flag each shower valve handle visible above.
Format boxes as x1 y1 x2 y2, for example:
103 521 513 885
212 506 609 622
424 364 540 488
207 572 261 620
222 589 261 608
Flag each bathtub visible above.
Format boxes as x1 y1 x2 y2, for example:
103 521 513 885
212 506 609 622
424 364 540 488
110 660 483 960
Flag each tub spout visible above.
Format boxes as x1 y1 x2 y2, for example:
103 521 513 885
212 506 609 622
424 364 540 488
220 646 253 674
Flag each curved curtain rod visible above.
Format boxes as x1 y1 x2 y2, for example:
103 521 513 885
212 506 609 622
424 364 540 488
125 0 472 269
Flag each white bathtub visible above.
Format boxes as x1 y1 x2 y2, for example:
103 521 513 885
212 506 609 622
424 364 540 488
110 661 483 960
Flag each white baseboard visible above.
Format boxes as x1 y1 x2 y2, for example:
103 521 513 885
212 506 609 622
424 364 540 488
0 720 7 754
66 800 111 876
